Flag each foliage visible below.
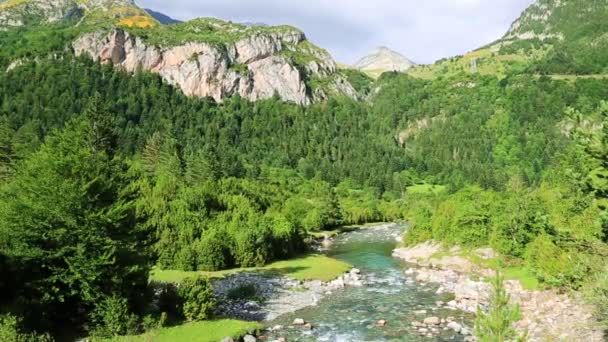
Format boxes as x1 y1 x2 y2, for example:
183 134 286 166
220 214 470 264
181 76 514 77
226 283 258 301
0 314 51 342
89 296 140 338
0 115 150 335
177 277 215 322
474 272 525 342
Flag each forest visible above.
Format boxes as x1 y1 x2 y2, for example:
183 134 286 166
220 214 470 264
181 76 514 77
1 15 608 341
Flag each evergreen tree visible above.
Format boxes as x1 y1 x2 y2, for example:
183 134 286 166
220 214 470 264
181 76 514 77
475 272 525 342
0 118 150 335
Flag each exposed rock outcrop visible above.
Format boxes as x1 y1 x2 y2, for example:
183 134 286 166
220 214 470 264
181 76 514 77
73 28 355 104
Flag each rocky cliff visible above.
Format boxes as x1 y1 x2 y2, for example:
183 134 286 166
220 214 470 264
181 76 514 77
73 26 356 104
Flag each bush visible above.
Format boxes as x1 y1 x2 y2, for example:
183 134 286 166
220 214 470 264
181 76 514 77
226 283 258 301
197 229 232 271
231 221 272 267
89 296 140 338
0 315 52 342
178 276 215 322
585 266 608 324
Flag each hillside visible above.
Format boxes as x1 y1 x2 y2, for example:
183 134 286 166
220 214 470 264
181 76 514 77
494 0 608 74
0 0 358 104
1 0 608 341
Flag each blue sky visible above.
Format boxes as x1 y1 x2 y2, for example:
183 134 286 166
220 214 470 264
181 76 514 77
137 0 535 65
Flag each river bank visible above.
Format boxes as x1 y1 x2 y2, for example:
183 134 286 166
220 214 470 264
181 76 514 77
393 241 605 341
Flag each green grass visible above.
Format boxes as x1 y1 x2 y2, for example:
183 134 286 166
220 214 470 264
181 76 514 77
151 254 352 283
107 319 262 342
503 266 540 290
407 183 447 195
427 247 541 290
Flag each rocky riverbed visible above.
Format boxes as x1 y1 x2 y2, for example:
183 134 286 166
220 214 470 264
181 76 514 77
393 241 605 341
213 268 365 321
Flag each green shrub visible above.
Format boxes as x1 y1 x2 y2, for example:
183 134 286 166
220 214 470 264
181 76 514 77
231 223 272 268
178 276 215 322
0 315 52 342
585 266 608 325
197 229 232 271
226 283 258 301
524 235 573 287
89 296 140 338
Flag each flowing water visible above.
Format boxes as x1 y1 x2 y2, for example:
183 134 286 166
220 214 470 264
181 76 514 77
266 223 472 341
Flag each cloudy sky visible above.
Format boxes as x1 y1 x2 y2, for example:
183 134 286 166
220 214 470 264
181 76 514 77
137 0 535 65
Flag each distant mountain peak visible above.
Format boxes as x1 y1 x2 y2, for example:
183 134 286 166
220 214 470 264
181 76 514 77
144 8 181 24
354 47 415 77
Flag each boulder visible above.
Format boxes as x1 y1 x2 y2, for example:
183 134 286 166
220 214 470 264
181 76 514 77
447 321 462 333
243 335 257 342
423 317 440 325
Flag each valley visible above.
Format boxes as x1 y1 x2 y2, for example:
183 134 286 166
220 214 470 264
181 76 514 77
1 0 608 341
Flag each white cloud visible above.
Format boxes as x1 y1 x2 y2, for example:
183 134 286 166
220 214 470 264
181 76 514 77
136 0 534 64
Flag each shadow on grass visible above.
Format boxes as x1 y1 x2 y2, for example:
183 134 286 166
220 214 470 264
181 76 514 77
258 266 311 278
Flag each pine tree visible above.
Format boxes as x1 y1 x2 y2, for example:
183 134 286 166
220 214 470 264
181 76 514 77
0 118 150 335
475 272 526 342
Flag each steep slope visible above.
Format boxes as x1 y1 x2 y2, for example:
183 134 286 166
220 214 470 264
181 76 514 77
0 1 356 104
144 8 180 24
0 0 154 28
72 19 357 104
354 46 415 78
493 0 608 74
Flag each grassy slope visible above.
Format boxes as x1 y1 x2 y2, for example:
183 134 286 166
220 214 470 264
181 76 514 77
151 254 352 283
107 320 262 342
407 48 530 80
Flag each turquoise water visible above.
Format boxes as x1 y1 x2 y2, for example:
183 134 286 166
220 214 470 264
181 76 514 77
266 224 472 341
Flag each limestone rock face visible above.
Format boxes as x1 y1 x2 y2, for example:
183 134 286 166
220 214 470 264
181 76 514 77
73 28 354 104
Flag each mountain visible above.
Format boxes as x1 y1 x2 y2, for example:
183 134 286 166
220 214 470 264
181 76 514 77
0 0 154 27
0 0 357 105
145 8 180 24
492 0 608 74
354 46 415 78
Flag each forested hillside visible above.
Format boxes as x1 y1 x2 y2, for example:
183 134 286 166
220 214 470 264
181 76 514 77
1 0 608 340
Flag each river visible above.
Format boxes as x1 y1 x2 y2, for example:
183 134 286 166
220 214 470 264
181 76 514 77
265 223 472 341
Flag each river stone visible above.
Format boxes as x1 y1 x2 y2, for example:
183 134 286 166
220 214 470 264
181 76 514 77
302 323 313 330
243 335 257 342
423 317 440 325
271 325 283 331
293 318 305 325
447 321 462 333
376 319 387 327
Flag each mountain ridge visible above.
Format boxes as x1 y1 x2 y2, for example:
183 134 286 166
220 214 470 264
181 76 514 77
0 0 359 105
